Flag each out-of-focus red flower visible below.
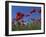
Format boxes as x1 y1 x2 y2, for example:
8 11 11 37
30 9 36 14
38 9 41 14
16 12 24 21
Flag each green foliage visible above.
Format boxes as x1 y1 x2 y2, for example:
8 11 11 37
12 21 41 31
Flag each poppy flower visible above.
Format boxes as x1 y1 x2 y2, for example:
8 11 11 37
38 9 41 14
30 9 36 14
16 12 24 21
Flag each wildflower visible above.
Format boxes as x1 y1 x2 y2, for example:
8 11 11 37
30 9 36 14
38 9 41 14
16 12 24 21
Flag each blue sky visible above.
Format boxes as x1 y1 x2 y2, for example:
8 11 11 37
12 6 41 23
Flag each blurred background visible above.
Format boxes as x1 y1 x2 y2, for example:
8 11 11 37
12 6 41 31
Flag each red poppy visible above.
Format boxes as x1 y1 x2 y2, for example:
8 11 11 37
38 9 41 14
30 9 36 14
16 12 24 21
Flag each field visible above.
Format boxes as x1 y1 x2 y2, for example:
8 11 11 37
12 19 41 31
12 6 41 31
